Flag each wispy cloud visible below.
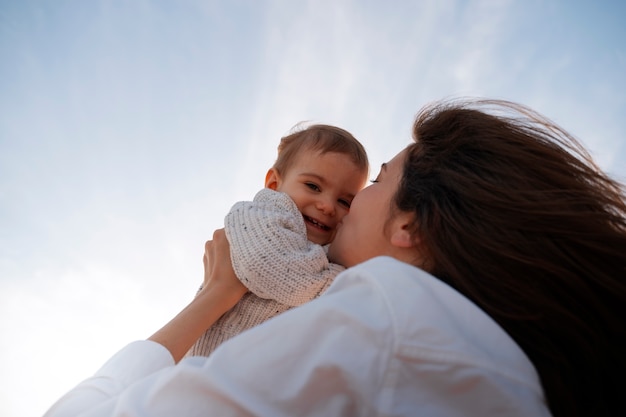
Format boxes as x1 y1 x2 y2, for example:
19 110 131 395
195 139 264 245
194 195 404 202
1 1 625 415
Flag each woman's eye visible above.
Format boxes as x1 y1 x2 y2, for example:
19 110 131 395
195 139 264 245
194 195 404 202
371 172 382 183
306 183 320 191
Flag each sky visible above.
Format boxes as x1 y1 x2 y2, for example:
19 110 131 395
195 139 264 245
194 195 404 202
1 1 625 415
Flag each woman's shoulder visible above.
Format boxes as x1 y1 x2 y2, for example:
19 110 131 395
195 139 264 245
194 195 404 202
330 257 545 400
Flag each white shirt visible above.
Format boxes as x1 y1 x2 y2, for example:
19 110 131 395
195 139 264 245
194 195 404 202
44 257 552 417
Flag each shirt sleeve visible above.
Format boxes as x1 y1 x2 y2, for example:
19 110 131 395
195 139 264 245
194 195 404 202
43 340 175 417
42 269 395 417
224 188 345 306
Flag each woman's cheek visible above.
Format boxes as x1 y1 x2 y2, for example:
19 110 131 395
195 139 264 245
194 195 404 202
328 228 348 265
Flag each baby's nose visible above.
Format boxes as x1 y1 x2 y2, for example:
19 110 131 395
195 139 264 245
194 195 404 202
317 198 336 216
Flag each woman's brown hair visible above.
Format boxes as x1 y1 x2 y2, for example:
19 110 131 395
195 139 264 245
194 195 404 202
397 99 626 416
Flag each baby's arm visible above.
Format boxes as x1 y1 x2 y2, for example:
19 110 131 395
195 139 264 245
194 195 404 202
225 188 344 307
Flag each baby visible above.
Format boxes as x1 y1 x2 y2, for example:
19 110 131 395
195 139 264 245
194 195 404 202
187 123 369 356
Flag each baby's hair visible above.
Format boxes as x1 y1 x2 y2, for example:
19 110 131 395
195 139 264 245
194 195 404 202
273 123 369 175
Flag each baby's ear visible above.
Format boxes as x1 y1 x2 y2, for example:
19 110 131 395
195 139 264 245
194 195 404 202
265 168 281 190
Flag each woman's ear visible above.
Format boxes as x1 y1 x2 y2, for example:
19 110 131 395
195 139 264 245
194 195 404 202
389 212 419 248
265 168 281 190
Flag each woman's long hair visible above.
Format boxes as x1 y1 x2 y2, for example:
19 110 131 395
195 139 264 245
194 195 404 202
396 99 626 416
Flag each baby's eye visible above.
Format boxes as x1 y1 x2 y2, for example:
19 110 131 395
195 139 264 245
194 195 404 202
306 182 321 192
338 199 351 209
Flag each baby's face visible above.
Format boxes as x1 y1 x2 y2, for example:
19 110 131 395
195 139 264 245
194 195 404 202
267 151 368 245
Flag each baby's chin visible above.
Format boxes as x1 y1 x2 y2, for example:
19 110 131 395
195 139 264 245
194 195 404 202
307 232 336 247
309 237 332 246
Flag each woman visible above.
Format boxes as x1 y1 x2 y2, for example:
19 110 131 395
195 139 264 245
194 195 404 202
44 99 626 417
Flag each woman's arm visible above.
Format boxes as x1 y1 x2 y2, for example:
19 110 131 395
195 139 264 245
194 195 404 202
45 257 397 417
149 229 247 362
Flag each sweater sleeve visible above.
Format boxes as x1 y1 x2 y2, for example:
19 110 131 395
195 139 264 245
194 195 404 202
224 188 344 307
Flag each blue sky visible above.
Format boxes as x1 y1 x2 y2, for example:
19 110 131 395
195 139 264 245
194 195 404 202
1 1 625 415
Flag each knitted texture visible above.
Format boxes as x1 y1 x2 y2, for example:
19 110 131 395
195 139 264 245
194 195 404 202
187 188 345 357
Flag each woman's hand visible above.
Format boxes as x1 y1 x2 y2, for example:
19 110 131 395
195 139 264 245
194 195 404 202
200 228 248 305
148 229 246 362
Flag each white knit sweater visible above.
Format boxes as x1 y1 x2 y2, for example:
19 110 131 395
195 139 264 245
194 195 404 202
187 188 345 356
